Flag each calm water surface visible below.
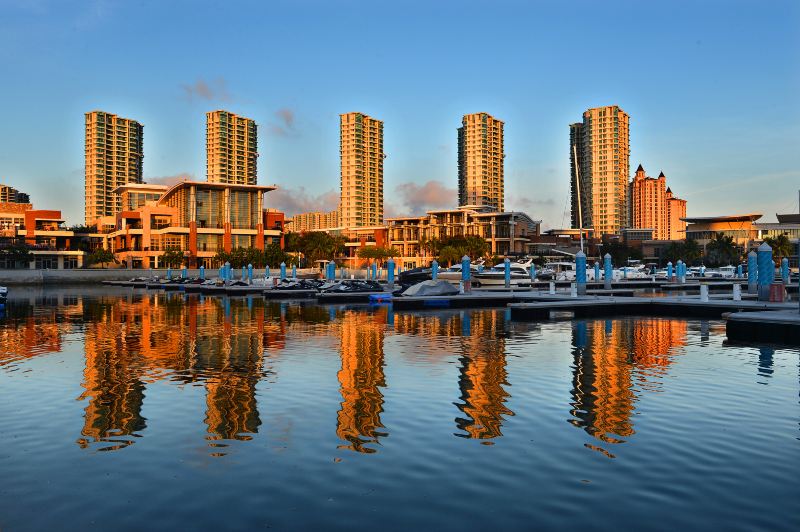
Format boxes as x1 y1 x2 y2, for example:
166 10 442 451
0 287 798 531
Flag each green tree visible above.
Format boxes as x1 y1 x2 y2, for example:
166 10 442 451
69 224 97 233
357 246 397 265
683 239 702 265
0 244 32 269
161 247 186 268
437 245 463 266
661 238 702 266
420 237 444 257
704 232 738 266
462 235 489 259
264 243 289 268
763 234 792 259
300 231 340 264
283 232 302 253
88 248 116 268
602 241 643 266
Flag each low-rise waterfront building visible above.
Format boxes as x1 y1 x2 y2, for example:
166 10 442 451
682 213 761 247
107 181 279 268
386 206 541 267
0 202 87 269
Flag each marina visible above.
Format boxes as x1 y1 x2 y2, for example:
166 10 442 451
83 274 800 343
0 287 798 530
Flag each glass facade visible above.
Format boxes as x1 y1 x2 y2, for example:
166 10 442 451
229 190 259 229
197 234 221 252
195 189 225 229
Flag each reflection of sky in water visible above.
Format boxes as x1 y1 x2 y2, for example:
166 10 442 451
0 288 798 530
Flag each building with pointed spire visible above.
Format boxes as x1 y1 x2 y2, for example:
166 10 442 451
666 186 687 240
630 164 686 240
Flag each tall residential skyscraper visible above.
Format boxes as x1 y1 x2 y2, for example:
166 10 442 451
206 110 258 185
458 112 504 211
570 105 630 237
84 111 143 225
339 112 384 228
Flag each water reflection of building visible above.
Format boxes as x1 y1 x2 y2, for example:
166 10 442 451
453 311 512 441
79 301 148 451
75 294 281 451
570 319 686 450
0 295 85 365
194 299 265 443
336 308 387 453
392 309 513 442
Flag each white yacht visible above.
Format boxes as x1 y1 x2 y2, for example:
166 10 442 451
473 263 532 287
544 261 599 282
437 264 480 284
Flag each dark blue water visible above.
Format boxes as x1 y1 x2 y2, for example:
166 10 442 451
0 288 798 531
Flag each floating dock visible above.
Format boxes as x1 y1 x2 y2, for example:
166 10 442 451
725 310 800 344
509 296 797 320
316 291 389 303
263 289 318 299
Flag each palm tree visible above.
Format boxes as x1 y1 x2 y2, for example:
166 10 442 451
438 245 462 267
683 239 702 265
763 234 792 259
704 233 738 266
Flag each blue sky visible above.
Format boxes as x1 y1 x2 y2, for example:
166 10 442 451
1 0 798 227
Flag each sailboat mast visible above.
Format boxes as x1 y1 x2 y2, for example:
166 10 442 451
573 144 584 253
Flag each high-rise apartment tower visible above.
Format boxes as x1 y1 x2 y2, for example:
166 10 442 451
570 105 630 237
339 112 384 228
84 111 144 225
458 112 504 211
206 110 258 185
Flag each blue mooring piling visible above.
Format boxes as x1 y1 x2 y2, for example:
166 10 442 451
757 243 772 301
576 251 587 295
747 251 757 294
603 253 612 290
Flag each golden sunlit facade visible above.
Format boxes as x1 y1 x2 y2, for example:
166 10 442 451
458 112 504 211
336 309 387 453
0 299 694 458
107 181 276 269
630 165 687 241
392 310 513 441
570 318 686 455
339 112 384 228
206 110 258 185
288 210 340 232
84 110 144 226
570 105 630 237
666 187 687 240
